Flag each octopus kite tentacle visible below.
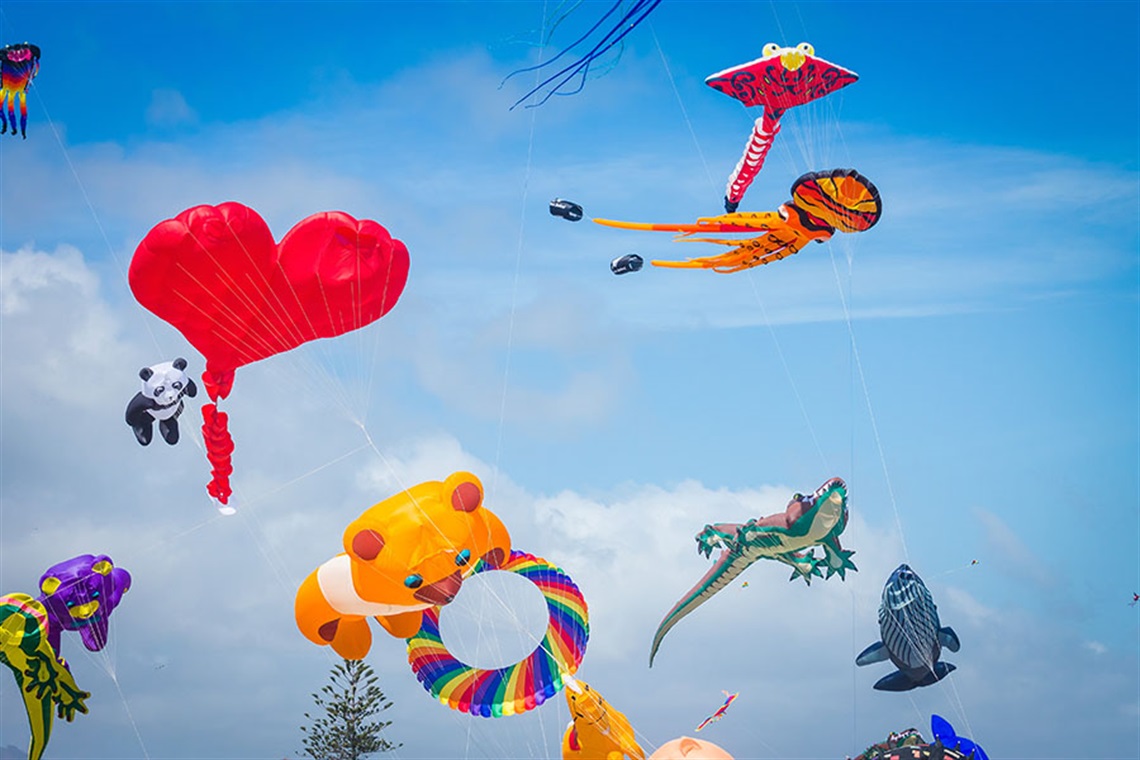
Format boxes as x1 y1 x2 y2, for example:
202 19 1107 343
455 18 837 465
649 478 855 667
595 170 881 275
503 0 662 110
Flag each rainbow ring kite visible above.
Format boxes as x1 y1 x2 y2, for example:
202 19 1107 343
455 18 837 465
406 550 589 717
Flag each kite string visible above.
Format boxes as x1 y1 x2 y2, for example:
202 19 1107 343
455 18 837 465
26 77 166 362
655 5 975 750
648 21 716 190
770 4 979 743
0 21 159 754
5 14 522 758
57 596 152 759
651 17 831 476
826 245 909 561
646 16 839 758
479 5 558 752
507 0 662 110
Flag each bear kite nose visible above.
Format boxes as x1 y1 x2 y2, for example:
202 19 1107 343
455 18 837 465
413 571 464 606
70 601 100 620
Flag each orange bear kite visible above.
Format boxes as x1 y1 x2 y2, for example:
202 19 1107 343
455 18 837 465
295 472 511 659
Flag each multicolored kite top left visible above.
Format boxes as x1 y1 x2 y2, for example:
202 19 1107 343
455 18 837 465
1 43 40 139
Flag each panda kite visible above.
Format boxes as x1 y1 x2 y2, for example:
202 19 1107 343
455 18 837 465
125 358 197 446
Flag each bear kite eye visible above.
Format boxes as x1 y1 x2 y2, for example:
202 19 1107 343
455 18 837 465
154 386 165 395
404 574 423 589
455 549 471 566
66 600 75 607
91 591 100 599
173 381 183 390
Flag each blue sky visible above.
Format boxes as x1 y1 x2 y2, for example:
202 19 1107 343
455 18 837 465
0 1 1137 759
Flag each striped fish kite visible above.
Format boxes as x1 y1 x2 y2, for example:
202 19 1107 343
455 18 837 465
856 564 961 691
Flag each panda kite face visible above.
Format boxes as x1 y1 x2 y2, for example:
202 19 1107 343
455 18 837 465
139 358 190 406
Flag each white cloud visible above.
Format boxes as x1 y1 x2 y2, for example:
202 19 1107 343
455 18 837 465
145 89 198 129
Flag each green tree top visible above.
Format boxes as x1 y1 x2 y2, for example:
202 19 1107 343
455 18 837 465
300 658 400 760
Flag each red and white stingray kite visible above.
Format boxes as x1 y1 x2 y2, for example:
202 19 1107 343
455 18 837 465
708 43 858 212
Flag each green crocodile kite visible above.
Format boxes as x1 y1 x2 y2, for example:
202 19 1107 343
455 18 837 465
649 477 856 666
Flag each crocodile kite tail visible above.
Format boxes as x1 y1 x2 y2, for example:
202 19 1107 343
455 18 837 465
649 549 754 667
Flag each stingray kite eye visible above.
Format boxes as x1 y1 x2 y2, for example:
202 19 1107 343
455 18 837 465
351 529 385 560
797 42 815 56
763 42 781 57
404 574 423 589
455 549 472 566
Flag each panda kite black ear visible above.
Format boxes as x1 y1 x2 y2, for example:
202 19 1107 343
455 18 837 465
173 358 188 370
139 367 154 381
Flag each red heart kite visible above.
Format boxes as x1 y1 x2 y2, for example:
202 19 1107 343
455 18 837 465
130 202 410 505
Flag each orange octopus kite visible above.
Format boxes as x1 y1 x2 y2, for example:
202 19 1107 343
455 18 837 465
595 169 881 273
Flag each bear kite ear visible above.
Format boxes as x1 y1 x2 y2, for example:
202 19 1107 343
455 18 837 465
40 576 61 595
92 560 113 576
173 357 188 371
445 472 483 513
139 367 154 381
351 529 385 560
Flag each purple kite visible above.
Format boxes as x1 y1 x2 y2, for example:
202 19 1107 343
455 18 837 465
37 555 131 658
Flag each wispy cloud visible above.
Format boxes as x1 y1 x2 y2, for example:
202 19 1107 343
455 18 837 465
145 89 198 129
